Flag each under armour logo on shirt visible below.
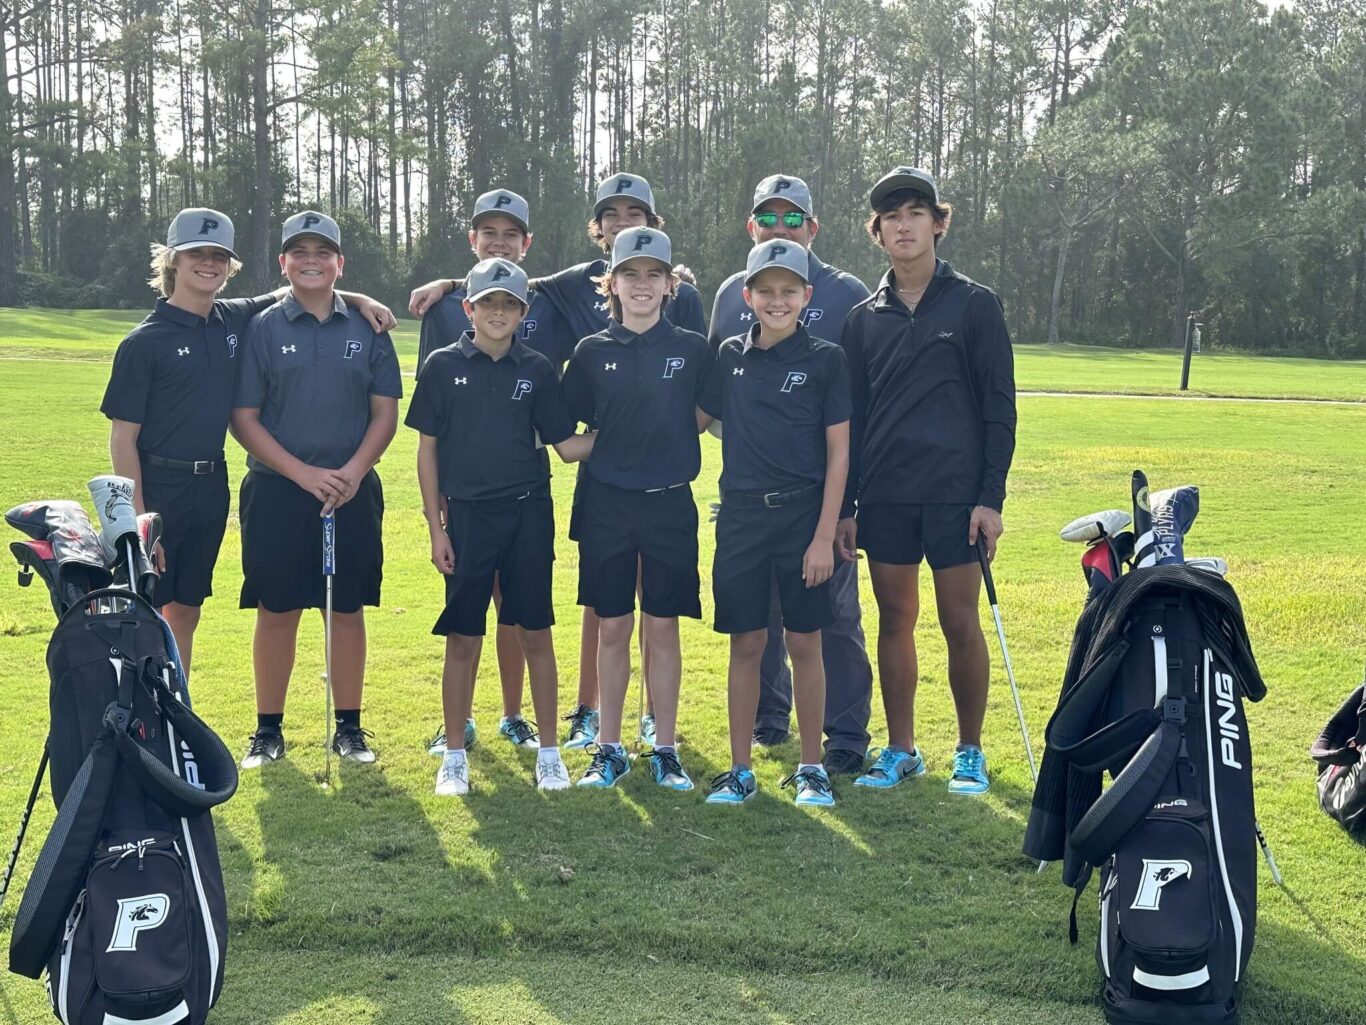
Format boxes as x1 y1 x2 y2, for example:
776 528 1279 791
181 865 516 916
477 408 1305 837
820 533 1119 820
604 362 618 371
781 371 808 392
740 312 754 322
281 345 297 354
594 300 610 312
177 347 190 356
663 357 685 378
454 377 468 385
732 367 744 376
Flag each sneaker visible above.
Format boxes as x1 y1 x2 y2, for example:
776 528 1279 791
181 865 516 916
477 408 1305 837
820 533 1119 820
427 719 477 756
577 744 630 788
854 745 926 788
648 748 693 791
782 766 836 807
705 767 757 805
331 724 377 764
562 705 599 750
499 715 540 748
535 752 571 791
435 755 470 796
824 748 867 776
947 744 990 795
241 728 284 769
639 713 657 746
752 725 791 747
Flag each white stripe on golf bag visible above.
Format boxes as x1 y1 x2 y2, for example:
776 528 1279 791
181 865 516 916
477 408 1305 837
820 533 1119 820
1099 873 1116 978
164 680 220 999
1153 634 1168 703
1202 648 1244 981
56 891 85 1025
101 1001 189 1025
1135 530 1156 569
1132 966 1210 991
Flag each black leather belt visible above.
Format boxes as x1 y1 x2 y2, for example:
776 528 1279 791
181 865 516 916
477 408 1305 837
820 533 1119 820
142 453 223 475
724 482 821 508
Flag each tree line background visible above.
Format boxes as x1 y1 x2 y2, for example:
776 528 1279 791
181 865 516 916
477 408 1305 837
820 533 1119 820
2 0 1363 353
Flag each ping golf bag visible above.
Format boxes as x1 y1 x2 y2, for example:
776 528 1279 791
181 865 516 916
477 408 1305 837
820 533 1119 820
1024 565 1266 1024
1310 681 1366 834
5 494 238 1024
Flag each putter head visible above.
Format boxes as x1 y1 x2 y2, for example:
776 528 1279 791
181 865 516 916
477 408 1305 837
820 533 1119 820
1060 509 1131 544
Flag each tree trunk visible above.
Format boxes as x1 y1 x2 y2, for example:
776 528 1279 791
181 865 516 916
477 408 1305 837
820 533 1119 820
1048 227 1072 344
250 0 273 289
0 0 18 304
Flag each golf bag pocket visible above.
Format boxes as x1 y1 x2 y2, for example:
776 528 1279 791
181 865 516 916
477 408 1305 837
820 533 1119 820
48 833 196 1025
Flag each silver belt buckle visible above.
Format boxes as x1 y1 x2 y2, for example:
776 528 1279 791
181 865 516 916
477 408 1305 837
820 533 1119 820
193 460 213 475
763 491 782 508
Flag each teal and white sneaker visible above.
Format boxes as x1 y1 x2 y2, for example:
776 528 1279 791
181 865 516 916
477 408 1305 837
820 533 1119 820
705 767 757 805
427 719 477 756
782 766 836 807
639 713 657 746
649 747 693 791
854 745 926 788
947 744 990 795
562 705 599 750
577 744 630 788
499 715 540 748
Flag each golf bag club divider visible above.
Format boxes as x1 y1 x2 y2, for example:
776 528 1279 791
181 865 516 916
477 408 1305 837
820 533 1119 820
6 585 236 1025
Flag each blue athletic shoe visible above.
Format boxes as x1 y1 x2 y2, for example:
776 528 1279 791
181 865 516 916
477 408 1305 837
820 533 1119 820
577 744 630 788
427 719 477 756
705 767 757 805
947 744 990 795
649 747 693 790
782 766 836 807
639 713 657 746
498 715 540 748
854 745 926 788
562 705 599 750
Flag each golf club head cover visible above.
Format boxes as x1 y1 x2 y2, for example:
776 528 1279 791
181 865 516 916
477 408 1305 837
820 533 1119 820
5 500 89 542
1060 509 1131 544
88 475 139 562
1081 542 1117 599
1311 684 1366 767
1136 485 1199 568
10 539 62 616
1186 556 1228 577
45 503 113 606
1131 470 1151 553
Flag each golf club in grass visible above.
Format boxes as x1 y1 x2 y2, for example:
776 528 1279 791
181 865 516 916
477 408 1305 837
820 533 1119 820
322 511 336 787
0 742 48 914
975 536 1038 783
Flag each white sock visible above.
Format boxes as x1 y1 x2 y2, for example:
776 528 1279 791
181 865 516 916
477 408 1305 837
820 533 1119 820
538 745 561 763
443 749 467 769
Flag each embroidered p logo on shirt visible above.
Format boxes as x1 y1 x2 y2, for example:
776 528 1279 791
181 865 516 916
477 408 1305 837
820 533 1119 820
663 357 686 379
511 379 533 401
344 340 363 359
781 371 808 393
802 309 825 325
226 334 238 357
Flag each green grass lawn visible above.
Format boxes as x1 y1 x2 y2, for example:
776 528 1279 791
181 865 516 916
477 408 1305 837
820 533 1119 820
0 309 1364 1023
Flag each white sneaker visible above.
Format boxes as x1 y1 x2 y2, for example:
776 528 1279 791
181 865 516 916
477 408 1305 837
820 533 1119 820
435 755 469 796
535 752 571 791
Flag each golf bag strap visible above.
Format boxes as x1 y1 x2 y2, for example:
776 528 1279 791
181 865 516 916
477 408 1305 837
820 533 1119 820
112 681 238 815
1045 640 1130 751
1068 721 1182 867
8 731 117 978
1311 685 1366 767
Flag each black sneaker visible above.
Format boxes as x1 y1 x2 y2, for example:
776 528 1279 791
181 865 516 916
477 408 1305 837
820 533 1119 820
331 724 377 764
241 728 284 769
823 748 867 776
752 726 791 747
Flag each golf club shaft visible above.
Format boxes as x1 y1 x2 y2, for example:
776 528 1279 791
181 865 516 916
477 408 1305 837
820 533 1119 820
0 743 49 907
976 538 1039 783
323 513 336 785
1254 819 1283 886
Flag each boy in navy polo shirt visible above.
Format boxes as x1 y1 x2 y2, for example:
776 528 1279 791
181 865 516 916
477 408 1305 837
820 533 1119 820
560 227 713 791
407 259 594 796
413 189 574 761
232 211 403 769
101 207 395 674
697 240 851 808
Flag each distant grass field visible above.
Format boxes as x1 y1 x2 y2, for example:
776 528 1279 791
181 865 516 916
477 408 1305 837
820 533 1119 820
0 307 1363 1024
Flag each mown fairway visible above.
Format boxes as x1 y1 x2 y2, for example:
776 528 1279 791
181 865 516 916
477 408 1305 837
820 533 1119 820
0 308 1363 1024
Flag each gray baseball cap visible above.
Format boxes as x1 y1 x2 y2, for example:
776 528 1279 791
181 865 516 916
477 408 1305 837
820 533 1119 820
744 239 811 286
609 227 672 271
281 210 342 252
167 208 237 258
471 189 530 233
594 173 656 217
751 174 814 217
465 257 529 305
870 166 940 209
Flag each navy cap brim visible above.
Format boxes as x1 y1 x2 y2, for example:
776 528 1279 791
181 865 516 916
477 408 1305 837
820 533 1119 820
281 231 342 253
744 264 810 287
870 173 938 209
471 210 530 233
170 240 238 259
466 285 529 305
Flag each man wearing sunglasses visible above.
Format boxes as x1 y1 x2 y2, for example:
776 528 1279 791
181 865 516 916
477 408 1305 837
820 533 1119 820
707 175 875 779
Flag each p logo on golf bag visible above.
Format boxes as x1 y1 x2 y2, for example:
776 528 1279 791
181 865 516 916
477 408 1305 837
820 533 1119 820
663 357 685 378
106 894 170 952
1130 859 1192 911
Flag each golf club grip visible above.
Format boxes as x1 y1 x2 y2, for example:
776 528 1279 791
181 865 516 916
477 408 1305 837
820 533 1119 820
975 537 998 606
322 513 336 576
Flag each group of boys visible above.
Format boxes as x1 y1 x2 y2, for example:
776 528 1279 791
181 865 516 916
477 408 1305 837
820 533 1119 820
100 165 1017 808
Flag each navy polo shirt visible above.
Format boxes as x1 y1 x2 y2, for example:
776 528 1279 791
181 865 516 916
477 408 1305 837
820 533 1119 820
234 292 403 474
561 318 713 491
532 260 707 342
405 333 575 501
699 325 852 494
707 250 869 350
101 296 274 460
415 287 574 379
